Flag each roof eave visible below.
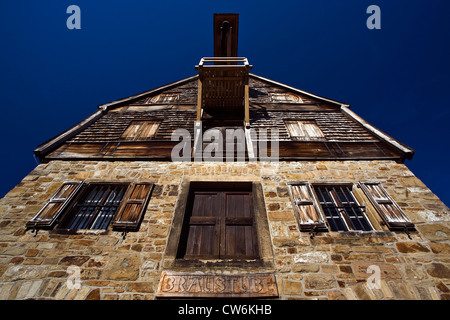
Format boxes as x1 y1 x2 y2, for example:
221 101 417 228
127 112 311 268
249 73 349 108
341 106 415 160
34 109 105 162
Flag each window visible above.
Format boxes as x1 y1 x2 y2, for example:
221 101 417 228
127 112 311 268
177 182 259 260
27 181 153 234
270 92 302 103
59 183 127 231
360 182 414 230
289 183 374 232
121 121 160 141
314 185 373 231
146 93 180 104
285 120 325 140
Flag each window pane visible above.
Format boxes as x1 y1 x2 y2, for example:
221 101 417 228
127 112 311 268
61 184 127 231
298 204 321 225
366 183 390 202
121 123 141 139
314 186 348 231
91 186 126 229
224 192 257 259
291 185 312 203
52 183 80 200
314 185 372 232
304 123 324 138
334 186 372 231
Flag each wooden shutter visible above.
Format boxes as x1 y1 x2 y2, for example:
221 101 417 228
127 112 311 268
303 122 324 138
359 182 414 230
286 121 324 140
183 189 258 259
288 183 327 231
285 121 304 138
184 191 221 259
112 182 153 232
223 192 258 259
121 121 160 141
26 182 83 230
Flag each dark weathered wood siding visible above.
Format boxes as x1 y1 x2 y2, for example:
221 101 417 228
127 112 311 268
37 75 410 162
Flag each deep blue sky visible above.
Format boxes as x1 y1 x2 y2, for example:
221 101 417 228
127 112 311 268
0 0 449 207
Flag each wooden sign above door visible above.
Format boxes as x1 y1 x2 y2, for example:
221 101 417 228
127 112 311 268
156 271 278 298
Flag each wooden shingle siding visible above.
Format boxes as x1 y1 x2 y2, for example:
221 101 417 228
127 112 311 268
249 110 379 142
37 74 410 162
68 110 196 143
68 109 377 144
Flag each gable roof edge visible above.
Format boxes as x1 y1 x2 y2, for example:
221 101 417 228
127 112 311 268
34 109 104 162
249 73 349 108
341 106 415 159
98 74 199 111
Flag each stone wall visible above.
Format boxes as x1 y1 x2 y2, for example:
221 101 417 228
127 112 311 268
0 160 448 300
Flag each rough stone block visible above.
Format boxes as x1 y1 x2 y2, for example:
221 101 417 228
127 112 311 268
352 262 402 279
102 254 140 281
396 241 430 253
305 274 336 290
283 280 303 295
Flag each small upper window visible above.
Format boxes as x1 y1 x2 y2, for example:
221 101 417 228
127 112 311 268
285 120 325 141
270 92 302 103
121 121 160 141
146 93 180 104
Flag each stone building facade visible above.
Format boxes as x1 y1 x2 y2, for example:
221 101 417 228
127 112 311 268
0 14 449 300
0 159 449 300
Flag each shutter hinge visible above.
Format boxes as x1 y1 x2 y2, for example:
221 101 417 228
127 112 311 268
29 222 39 237
309 225 319 239
404 226 412 240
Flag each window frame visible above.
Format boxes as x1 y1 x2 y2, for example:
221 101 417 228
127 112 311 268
146 93 180 104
